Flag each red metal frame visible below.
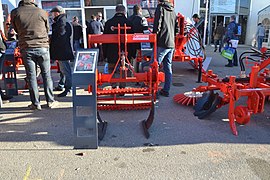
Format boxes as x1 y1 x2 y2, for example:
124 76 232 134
194 56 270 135
88 24 164 110
173 13 204 71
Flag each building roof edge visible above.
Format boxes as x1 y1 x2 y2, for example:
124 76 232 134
258 5 270 15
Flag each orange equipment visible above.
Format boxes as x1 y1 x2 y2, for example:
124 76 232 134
173 13 205 72
88 24 164 138
191 49 270 136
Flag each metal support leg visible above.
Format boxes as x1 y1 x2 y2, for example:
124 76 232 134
196 60 202 83
142 100 155 138
97 111 108 141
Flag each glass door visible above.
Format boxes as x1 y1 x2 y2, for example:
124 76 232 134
224 16 231 27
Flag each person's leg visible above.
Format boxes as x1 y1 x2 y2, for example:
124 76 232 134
233 49 238 66
0 53 4 78
108 62 117 88
58 61 72 97
36 48 55 103
161 48 174 93
56 71 65 90
214 39 218 52
258 36 263 51
218 39 223 52
74 40 80 52
21 49 41 107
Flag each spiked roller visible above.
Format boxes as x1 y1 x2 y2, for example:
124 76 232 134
173 91 203 106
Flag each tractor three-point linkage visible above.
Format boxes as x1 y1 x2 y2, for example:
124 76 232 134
88 24 164 139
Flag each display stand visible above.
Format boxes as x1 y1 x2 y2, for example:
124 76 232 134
72 49 100 149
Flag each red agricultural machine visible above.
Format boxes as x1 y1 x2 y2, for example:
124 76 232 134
179 47 270 135
88 24 164 138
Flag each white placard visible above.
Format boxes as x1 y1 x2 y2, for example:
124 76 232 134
210 0 237 14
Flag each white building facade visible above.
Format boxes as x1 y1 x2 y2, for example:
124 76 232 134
246 0 270 46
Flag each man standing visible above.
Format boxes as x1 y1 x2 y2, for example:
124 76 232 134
256 23 265 51
103 4 133 71
153 0 177 97
103 4 133 89
50 6 74 97
96 12 105 29
11 0 57 110
192 14 204 40
72 16 83 51
128 5 148 34
224 15 238 67
88 15 104 35
128 5 149 71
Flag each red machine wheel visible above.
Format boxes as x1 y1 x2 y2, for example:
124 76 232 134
234 106 250 125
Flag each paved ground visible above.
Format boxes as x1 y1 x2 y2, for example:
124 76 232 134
1 46 270 179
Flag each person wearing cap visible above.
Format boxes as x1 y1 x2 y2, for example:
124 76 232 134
152 0 178 97
50 5 74 97
11 0 57 110
103 4 133 89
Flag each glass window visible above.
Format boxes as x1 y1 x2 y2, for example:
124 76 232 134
42 0 81 11
85 0 123 6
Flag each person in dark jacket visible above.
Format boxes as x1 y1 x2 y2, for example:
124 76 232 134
153 0 178 97
213 22 225 52
72 16 83 51
128 5 149 60
192 14 204 40
224 15 238 67
88 15 103 35
11 0 57 110
103 5 133 66
96 12 105 29
88 15 104 63
128 5 148 34
50 6 74 97
103 4 133 89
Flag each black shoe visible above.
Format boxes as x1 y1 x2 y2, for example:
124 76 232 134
225 64 233 67
214 49 217 52
58 90 71 97
1 94 13 101
159 89 169 97
233 64 238 66
54 86 64 91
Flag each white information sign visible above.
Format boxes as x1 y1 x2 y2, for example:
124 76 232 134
210 0 237 14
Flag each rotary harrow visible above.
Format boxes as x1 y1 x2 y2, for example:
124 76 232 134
190 47 270 135
88 24 164 138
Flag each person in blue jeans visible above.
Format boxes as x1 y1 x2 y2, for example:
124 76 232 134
151 0 178 97
256 23 265 51
11 0 57 110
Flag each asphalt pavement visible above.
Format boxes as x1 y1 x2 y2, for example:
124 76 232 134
0 45 270 180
